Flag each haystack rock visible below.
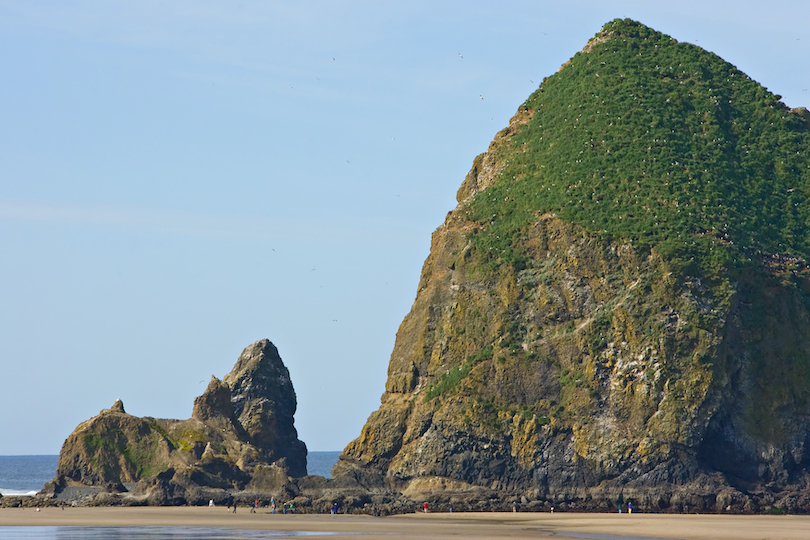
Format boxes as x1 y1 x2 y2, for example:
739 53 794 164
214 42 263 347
333 19 810 513
44 339 307 504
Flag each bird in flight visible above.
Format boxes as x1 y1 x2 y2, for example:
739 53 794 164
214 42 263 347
458 53 463 58
479 95 484 100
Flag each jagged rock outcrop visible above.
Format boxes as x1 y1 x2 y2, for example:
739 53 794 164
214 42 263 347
221 339 307 476
43 339 307 502
333 19 810 513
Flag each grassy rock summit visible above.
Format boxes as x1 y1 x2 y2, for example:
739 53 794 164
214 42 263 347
42 339 309 505
332 19 810 513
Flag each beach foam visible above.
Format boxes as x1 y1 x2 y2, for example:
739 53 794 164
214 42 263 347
0 488 38 496
0 455 58 495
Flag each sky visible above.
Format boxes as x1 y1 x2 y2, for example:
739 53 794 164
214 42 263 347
0 1 808 458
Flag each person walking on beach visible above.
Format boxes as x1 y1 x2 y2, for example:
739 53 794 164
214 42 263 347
289 502 294 513
628 501 633 514
423 502 428 513
271 497 276 514
512 501 517 512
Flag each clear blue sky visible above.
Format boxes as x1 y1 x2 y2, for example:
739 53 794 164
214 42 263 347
1 1 807 456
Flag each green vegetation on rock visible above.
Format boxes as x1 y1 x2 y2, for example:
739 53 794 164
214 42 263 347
335 19 810 513
466 18 810 278
50 339 308 500
424 347 493 400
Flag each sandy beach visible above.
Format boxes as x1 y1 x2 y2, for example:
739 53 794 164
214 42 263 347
1 507 809 539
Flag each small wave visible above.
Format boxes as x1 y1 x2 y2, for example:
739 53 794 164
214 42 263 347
0 488 38 496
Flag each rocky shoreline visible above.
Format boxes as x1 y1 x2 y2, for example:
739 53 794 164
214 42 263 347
7 478 809 515
6 332 810 515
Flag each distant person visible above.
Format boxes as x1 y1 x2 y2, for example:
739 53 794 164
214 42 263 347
271 497 276 514
332 502 338 515
232 503 236 513
449 502 453 513
512 501 517 512
628 501 633 514
423 502 428 513
289 502 294 513
209 499 214 507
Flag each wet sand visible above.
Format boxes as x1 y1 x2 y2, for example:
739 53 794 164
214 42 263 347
1 507 809 539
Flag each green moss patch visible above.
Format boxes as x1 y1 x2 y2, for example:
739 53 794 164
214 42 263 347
465 18 810 283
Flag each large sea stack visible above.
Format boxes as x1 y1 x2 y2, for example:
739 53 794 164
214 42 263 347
333 19 810 513
44 339 307 505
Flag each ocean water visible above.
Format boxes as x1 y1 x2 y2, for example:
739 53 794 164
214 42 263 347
0 456 59 496
305 451 341 478
0 453 341 497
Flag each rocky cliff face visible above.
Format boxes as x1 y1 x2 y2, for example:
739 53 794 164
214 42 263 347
46 339 307 502
333 19 810 513
221 340 307 475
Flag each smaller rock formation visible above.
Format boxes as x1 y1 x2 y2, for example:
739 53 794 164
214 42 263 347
42 339 307 504
221 339 307 476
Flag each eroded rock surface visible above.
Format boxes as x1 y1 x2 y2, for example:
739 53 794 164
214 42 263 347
43 339 307 503
332 19 810 514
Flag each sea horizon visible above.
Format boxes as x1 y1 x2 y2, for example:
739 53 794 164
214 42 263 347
0 451 342 496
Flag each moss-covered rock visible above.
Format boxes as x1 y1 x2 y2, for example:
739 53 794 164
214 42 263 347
333 19 810 512
47 339 307 500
